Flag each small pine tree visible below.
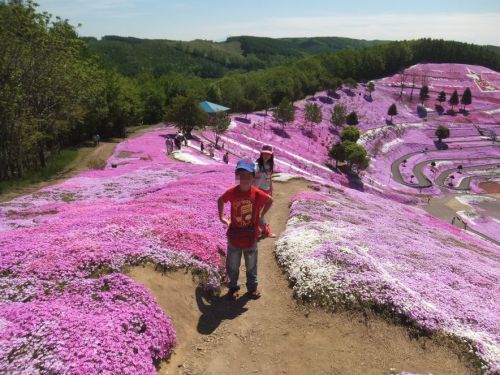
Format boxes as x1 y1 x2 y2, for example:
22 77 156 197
346 111 359 126
387 103 398 122
435 125 450 142
419 85 429 105
461 87 472 111
437 91 446 103
449 90 459 111
304 103 322 130
330 103 347 129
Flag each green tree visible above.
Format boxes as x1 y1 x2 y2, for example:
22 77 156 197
304 103 322 130
437 91 446 104
461 87 472 111
256 94 272 115
272 98 295 128
165 95 209 137
449 90 459 111
343 77 358 92
239 98 255 119
329 142 346 168
435 125 450 142
346 111 359 126
211 112 231 145
206 83 222 103
387 103 398 122
340 126 361 143
419 85 429 105
367 81 375 99
330 103 347 129
344 141 370 171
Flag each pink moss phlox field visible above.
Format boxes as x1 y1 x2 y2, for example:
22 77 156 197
0 274 175 374
0 128 233 372
276 188 500 373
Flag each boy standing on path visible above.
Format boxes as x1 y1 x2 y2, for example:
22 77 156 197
218 159 273 300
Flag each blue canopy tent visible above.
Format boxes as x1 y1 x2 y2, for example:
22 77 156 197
199 101 230 114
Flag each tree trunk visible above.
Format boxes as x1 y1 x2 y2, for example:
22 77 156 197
38 145 46 168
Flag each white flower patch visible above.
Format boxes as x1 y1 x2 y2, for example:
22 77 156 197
436 161 453 168
456 195 495 207
456 210 479 222
171 150 210 165
381 138 404 153
275 220 349 302
272 173 301 182
484 108 500 115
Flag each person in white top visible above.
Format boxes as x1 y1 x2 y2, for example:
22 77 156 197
253 145 275 238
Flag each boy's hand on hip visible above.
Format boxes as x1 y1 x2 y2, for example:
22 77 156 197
220 217 230 226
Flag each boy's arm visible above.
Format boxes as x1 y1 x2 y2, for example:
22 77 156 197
218 196 230 226
260 195 273 218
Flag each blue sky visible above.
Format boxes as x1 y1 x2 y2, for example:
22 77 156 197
37 0 500 45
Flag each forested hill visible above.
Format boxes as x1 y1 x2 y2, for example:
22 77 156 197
82 35 388 78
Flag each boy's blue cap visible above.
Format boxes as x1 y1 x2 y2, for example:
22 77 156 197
236 159 254 173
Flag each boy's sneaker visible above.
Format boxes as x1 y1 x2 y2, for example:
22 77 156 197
227 288 240 301
248 289 261 299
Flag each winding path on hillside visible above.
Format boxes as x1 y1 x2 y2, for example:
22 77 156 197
435 163 500 189
128 179 472 375
391 144 500 188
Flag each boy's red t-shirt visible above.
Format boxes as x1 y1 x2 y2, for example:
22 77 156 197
221 185 271 248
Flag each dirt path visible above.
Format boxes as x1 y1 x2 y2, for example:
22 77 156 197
128 179 472 375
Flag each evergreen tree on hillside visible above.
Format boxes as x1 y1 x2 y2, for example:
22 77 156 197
346 111 359 126
272 98 295 129
449 90 459 111
304 103 322 130
330 103 347 129
461 87 472 111
387 103 398 123
419 85 429 105
329 142 346 168
437 91 446 103
212 112 231 140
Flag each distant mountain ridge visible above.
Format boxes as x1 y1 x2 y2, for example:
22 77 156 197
82 35 390 78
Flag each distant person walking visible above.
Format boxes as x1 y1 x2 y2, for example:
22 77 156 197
254 144 275 238
96 134 100 146
223 151 229 164
218 159 273 300
200 141 205 153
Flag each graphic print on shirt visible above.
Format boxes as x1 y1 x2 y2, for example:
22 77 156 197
232 199 253 227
